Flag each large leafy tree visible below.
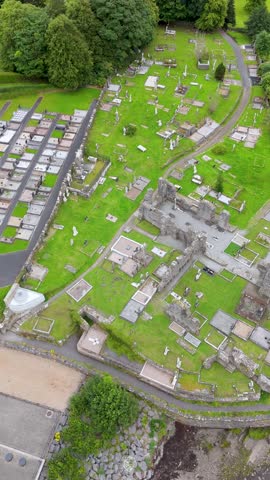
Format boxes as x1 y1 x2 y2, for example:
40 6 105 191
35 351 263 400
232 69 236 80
45 0 65 17
246 5 270 38
13 4 48 77
0 0 48 76
245 0 266 14
255 30 270 60
46 14 93 88
90 0 158 69
184 0 207 20
196 0 228 31
65 0 105 82
224 0 236 27
0 0 24 70
156 0 186 22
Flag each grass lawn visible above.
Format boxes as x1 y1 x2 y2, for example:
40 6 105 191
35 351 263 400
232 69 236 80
31 26 243 295
136 219 160 236
51 129 64 139
0 239 28 254
205 329 226 349
225 242 241 256
2 226 17 238
12 202 28 218
219 269 236 281
0 286 9 315
42 173 58 188
20 294 80 342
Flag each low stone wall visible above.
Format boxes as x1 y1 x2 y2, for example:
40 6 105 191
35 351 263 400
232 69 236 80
1 339 270 428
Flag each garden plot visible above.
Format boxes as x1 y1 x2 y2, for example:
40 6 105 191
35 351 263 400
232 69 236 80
205 329 227 350
225 234 259 267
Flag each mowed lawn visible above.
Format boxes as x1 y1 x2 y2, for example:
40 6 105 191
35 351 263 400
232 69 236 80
33 25 243 296
173 87 270 229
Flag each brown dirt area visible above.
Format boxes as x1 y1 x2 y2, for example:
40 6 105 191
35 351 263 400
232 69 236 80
0 347 84 410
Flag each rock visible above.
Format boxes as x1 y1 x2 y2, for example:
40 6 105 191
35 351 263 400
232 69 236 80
139 461 148 472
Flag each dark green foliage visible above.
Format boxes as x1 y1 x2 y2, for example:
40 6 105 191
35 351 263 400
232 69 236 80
245 0 266 15
258 61 270 76
184 0 207 20
46 14 93 88
196 0 228 31
255 30 270 60
215 172 224 194
261 71 270 98
20 0 45 5
224 0 236 27
59 375 139 461
125 124 137 136
215 62 226 81
45 0 65 17
90 0 158 69
156 0 186 22
47 448 85 480
246 6 270 38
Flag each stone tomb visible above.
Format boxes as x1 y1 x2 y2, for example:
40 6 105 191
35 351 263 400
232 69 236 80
140 361 174 389
67 279 93 302
210 310 237 336
77 324 108 356
232 320 254 340
250 327 270 350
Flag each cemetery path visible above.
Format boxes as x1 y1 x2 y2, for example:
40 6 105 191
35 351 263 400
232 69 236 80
3 333 270 417
165 30 251 177
0 101 11 119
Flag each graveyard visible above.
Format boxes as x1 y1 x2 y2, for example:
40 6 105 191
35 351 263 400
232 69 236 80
2 23 270 404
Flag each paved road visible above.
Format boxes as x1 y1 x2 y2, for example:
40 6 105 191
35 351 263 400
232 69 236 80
0 97 42 170
0 100 98 287
4 332 270 416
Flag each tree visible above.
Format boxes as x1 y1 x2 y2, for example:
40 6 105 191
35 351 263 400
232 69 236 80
215 62 226 81
0 0 24 71
261 71 270 98
215 172 224 194
224 0 235 27
156 0 186 22
90 0 158 69
246 6 270 38
13 4 49 77
258 61 270 76
47 448 85 480
255 30 270 60
45 0 65 17
245 0 266 14
46 14 93 88
195 0 228 31
184 0 208 20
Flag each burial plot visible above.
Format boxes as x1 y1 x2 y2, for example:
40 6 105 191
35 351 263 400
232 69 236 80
67 279 93 302
250 326 270 350
210 310 237 335
235 286 267 322
232 320 254 340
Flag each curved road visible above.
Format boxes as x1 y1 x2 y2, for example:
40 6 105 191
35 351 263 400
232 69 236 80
3 33 264 418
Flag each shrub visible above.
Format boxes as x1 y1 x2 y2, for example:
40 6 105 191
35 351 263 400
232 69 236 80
215 62 226 81
47 449 85 480
212 143 227 155
125 124 137 136
258 62 270 76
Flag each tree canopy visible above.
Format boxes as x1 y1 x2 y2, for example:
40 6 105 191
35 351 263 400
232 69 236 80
246 6 270 38
255 30 270 60
196 0 228 31
46 14 93 88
